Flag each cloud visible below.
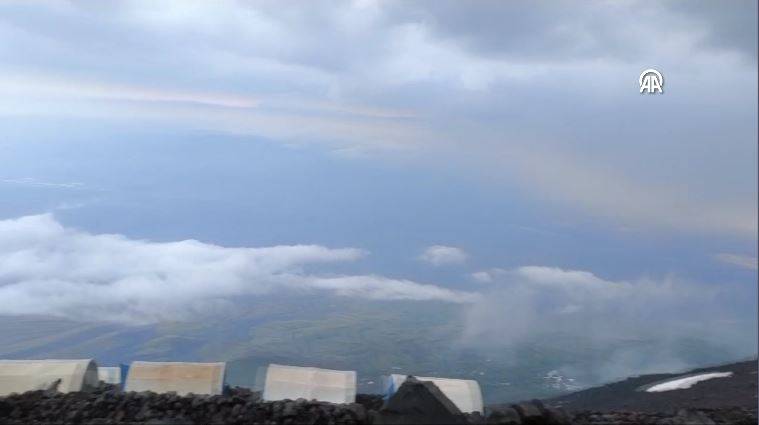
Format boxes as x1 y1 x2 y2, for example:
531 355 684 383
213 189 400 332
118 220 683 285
0 0 754 239
470 268 507 283
665 0 757 58
1 177 85 189
493 146 758 238
309 275 480 303
419 245 468 266
513 266 618 289
461 265 757 383
715 253 758 270
0 74 259 109
470 271 493 283
389 0 756 62
0 214 476 324
473 265 620 288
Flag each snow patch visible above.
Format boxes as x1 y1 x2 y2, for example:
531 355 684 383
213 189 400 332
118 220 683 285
645 372 733 392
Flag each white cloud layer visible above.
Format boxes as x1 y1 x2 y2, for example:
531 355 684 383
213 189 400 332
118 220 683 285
0 214 476 323
419 245 468 266
715 253 758 270
1 177 85 189
0 1 754 238
470 268 507 283
462 265 757 382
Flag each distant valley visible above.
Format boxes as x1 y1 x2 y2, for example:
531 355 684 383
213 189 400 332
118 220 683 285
0 295 753 404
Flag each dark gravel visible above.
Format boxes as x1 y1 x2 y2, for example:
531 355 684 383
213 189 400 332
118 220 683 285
570 407 758 425
0 382 754 424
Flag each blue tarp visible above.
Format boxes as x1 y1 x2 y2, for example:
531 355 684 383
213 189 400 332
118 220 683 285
119 364 129 390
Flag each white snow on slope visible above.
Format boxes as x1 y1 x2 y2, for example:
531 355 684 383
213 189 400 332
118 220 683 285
645 372 733 392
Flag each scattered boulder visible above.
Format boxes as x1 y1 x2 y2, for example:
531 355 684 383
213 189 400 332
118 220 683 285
356 393 384 411
487 406 522 424
512 401 543 424
0 384 754 424
374 376 468 424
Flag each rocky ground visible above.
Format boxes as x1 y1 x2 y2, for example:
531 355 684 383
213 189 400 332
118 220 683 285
0 382 755 425
570 408 757 425
546 360 758 413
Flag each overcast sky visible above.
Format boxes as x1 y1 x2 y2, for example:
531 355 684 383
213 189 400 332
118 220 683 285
0 0 756 352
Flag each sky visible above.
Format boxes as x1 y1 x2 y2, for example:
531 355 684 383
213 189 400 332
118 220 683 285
0 1 756 361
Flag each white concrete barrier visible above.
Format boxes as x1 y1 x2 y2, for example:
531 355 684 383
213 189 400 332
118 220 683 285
124 361 226 396
263 364 356 404
0 359 99 396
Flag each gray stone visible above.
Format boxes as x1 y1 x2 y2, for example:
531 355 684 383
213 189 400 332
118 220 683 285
672 409 716 425
512 402 543 424
545 407 571 425
345 402 367 422
487 406 522 424
282 400 297 417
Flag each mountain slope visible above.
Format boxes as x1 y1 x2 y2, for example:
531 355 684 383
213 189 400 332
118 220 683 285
545 359 758 412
